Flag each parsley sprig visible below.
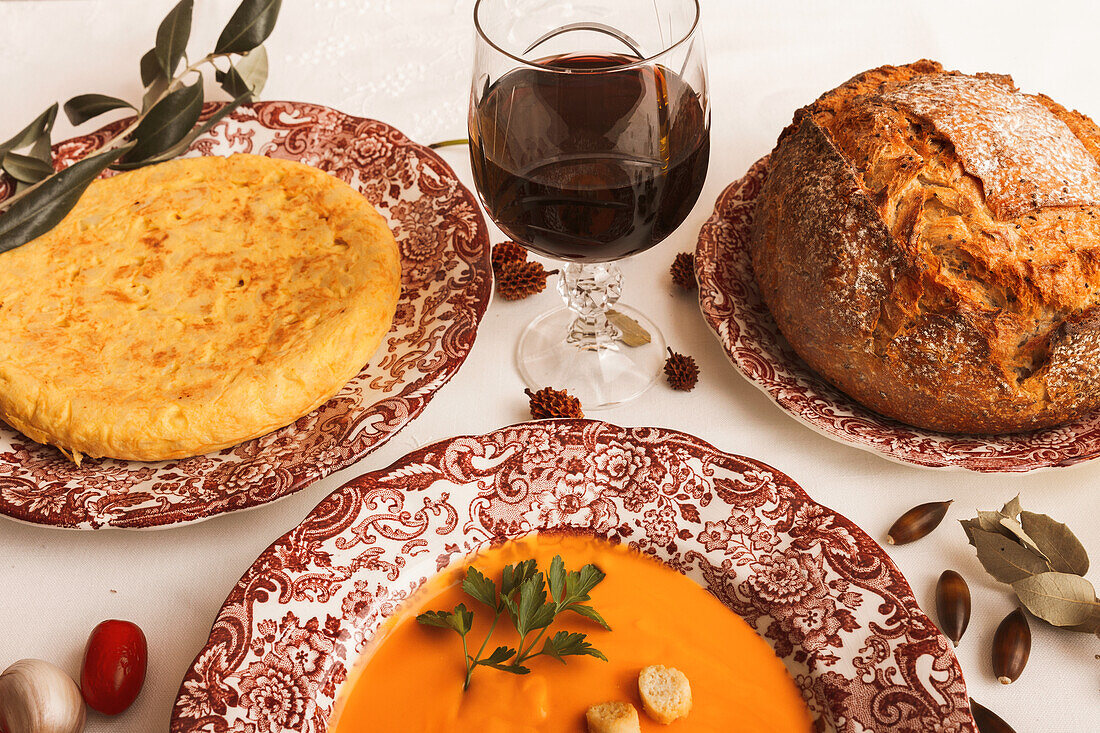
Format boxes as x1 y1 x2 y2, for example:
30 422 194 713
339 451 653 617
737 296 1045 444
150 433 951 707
417 555 610 691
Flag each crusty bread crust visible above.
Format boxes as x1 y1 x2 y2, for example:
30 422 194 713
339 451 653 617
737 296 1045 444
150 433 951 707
751 60 1100 433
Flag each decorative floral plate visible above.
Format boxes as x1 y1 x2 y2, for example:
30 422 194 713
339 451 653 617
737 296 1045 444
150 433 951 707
696 156 1100 472
170 420 975 733
0 101 491 529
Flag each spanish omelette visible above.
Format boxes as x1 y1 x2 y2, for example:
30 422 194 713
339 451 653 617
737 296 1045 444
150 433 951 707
0 153 401 462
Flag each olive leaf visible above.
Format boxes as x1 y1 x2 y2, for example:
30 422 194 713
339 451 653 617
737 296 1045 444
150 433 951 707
214 0 282 55
971 527 1050 584
1020 511 1090 576
120 81 204 165
27 133 53 165
1012 572 1100 627
140 48 166 87
1 152 54 184
215 45 268 99
155 0 194 77
0 103 58 156
0 144 131 254
0 0 282 254
112 93 249 171
63 94 136 126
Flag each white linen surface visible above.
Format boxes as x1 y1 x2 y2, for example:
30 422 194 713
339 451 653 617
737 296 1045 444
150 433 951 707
1 1 1098 730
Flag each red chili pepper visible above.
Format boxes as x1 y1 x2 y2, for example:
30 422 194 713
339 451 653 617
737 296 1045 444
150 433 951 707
80 619 147 715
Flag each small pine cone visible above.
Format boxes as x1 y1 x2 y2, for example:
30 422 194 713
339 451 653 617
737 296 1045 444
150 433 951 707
664 348 699 391
497 260 556 301
525 387 584 419
492 241 528 273
670 251 697 290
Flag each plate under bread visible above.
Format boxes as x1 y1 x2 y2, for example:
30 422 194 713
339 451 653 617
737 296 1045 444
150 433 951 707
169 420 975 732
0 101 491 529
696 157 1100 473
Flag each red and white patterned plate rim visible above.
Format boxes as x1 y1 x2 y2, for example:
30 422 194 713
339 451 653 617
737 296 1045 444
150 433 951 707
0 100 492 529
695 156 1100 473
170 419 975 733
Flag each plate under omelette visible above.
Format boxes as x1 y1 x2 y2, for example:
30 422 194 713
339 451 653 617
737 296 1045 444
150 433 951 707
0 154 401 462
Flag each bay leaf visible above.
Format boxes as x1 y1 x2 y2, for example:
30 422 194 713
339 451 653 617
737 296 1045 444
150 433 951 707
1000 494 1022 520
971 527 1050 584
607 309 651 347
0 103 58 157
0 144 131 254
998 516 1048 559
155 0 193 77
1020 511 1089 576
64 94 136 127
214 0 283 55
1066 601 1100 635
121 81 203 165
1012 572 1100 627
976 510 1004 533
960 518 982 547
2 152 54 184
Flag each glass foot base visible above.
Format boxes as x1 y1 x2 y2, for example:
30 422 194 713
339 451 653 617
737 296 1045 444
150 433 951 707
516 305 666 410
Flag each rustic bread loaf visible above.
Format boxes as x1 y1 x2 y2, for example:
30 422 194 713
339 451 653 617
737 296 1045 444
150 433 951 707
750 60 1100 433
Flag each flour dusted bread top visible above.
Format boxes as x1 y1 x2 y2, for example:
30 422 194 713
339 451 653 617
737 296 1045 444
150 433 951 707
751 60 1100 433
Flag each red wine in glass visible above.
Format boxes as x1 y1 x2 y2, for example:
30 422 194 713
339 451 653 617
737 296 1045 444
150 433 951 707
470 52 710 262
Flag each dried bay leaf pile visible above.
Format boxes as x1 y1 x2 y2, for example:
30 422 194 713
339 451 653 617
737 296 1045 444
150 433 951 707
962 496 1099 634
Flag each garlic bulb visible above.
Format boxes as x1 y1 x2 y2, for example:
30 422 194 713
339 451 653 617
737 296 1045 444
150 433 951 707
0 659 86 733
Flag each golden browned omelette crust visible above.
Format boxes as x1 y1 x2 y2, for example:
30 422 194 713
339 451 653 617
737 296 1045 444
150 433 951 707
0 154 401 461
751 60 1100 434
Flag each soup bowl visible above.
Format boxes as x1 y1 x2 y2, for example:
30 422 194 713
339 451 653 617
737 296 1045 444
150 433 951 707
170 420 976 732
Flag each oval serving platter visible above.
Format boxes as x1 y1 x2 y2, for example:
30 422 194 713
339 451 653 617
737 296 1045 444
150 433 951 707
696 156 1100 473
0 101 491 529
170 420 975 732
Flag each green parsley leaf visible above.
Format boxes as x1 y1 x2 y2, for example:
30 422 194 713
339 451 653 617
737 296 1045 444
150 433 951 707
547 555 567 603
502 559 538 597
541 631 608 663
462 566 498 610
561 603 611 631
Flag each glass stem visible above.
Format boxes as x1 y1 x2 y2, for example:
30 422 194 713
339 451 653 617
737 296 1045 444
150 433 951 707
559 262 622 350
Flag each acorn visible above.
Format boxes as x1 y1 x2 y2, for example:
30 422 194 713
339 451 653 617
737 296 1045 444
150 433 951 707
935 570 971 646
969 698 1017 733
664 349 700 391
886 500 953 545
525 387 584 419
497 260 557 301
992 608 1030 685
492 241 527 273
670 252 696 290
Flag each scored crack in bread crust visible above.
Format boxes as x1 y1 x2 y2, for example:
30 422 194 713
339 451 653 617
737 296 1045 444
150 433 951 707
751 60 1100 434
0 154 401 462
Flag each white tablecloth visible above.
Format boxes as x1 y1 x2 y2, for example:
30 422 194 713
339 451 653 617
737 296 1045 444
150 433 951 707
1 1 1098 730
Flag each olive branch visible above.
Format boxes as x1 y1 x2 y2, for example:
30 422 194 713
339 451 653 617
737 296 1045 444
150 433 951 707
0 0 282 255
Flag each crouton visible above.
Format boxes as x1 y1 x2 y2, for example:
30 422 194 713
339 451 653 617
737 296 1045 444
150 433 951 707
638 665 692 724
585 701 641 733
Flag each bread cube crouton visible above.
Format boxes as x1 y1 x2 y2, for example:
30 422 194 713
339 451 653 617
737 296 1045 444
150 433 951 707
638 664 692 724
586 701 641 733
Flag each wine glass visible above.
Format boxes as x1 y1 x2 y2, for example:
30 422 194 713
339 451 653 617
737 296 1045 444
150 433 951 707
470 0 709 409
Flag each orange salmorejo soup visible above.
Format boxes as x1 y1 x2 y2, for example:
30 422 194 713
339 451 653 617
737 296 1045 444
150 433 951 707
329 534 812 732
